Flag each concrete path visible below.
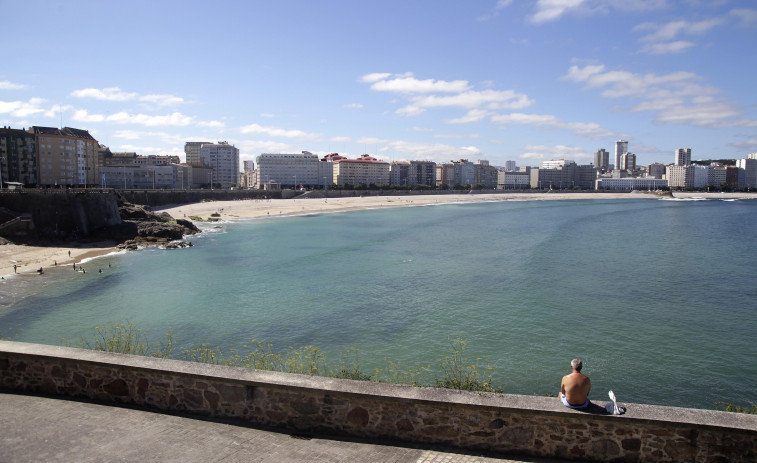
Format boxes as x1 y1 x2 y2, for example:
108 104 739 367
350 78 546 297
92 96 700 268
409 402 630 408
0 392 577 463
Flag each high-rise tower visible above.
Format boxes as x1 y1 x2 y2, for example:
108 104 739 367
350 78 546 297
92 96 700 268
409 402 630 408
614 141 628 171
675 148 691 166
594 149 609 171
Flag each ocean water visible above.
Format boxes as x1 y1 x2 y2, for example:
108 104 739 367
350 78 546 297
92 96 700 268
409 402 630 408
1 197 756 410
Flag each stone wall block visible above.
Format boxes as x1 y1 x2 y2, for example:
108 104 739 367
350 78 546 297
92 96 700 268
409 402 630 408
1 347 756 462
217 383 245 403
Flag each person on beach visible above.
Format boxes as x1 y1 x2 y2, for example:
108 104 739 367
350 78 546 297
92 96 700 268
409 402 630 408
13 264 17 273
559 358 591 409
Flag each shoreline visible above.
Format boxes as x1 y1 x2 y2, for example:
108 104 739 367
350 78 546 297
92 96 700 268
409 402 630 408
2 190 755 279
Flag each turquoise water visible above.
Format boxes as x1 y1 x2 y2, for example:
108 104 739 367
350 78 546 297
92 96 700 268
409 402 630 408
1 198 756 410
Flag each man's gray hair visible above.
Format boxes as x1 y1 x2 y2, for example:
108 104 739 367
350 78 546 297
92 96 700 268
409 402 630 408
571 358 582 371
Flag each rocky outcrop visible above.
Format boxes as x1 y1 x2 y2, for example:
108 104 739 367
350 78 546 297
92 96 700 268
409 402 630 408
0 192 199 249
115 202 199 250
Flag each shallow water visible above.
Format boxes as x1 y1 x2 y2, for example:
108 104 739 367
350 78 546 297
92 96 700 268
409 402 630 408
1 198 755 409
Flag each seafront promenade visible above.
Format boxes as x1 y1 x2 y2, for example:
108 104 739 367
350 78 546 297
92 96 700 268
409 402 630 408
0 392 568 463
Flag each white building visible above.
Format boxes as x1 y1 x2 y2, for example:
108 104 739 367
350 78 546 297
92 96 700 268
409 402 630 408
666 165 695 188
201 142 240 188
100 164 186 189
595 177 668 190
594 149 609 171
614 140 628 171
620 152 636 171
675 148 692 166
333 154 390 187
497 170 530 189
255 151 322 189
737 158 757 189
539 159 574 169
184 141 210 165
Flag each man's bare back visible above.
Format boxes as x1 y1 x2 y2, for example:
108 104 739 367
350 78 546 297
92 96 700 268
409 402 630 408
560 359 591 406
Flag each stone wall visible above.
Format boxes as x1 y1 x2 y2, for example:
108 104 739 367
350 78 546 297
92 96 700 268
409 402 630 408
0 190 121 238
1 341 755 462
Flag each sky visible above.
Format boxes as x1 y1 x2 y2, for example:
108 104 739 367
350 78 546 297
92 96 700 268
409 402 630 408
2 0 757 168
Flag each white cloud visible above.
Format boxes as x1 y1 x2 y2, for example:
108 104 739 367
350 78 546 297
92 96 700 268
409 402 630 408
730 8 757 26
361 72 532 121
564 63 752 128
366 73 470 94
106 111 194 126
641 40 695 54
386 140 482 163
633 17 724 54
113 130 148 139
43 104 72 118
72 109 105 122
491 112 615 139
71 87 138 101
236 139 294 153
0 98 47 117
433 133 481 139
731 138 757 149
139 93 184 107
359 73 392 83
396 105 425 117
71 87 184 107
0 80 26 90
116 144 166 154
356 137 389 145
197 120 225 128
477 0 514 21
343 103 363 109
445 109 491 124
519 143 590 161
239 123 319 139
530 0 586 24
406 89 533 111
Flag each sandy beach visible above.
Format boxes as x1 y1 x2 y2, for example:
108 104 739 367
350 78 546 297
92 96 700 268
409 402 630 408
1 190 755 279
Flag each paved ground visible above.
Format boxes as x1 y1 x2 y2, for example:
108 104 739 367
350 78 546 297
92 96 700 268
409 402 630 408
0 392 577 463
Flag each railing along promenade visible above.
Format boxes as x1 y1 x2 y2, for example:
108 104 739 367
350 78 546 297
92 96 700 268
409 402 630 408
1 341 755 462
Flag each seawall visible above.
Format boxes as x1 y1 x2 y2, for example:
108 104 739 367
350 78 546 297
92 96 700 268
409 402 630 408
1 341 754 462
0 190 121 239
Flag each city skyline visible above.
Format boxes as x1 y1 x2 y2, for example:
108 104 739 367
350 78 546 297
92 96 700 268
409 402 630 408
2 1 756 168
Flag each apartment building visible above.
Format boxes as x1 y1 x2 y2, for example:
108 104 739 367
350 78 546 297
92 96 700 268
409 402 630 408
497 170 530 189
389 162 410 186
33 127 99 187
0 127 37 186
333 154 390 187
184 141 211 165
255 151 322 189
201 142 239 188
532 161 596 189
409 161 436 186
596 177 668 190
666 165 695 189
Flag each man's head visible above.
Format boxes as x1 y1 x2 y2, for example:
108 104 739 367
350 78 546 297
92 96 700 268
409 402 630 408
571 358 582 372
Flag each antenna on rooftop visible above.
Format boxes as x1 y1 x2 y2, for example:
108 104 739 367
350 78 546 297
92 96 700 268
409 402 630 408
59 104 63 129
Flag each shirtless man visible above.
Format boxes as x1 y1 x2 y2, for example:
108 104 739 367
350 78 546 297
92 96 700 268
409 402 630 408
560 358 591 409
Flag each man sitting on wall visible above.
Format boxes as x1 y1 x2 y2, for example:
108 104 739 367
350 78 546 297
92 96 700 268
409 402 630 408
559 358 591 409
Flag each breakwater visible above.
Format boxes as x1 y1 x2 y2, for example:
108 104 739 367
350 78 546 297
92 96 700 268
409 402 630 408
1 341 755 462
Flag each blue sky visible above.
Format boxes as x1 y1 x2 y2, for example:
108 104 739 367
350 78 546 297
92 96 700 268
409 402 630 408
2 0 756 168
